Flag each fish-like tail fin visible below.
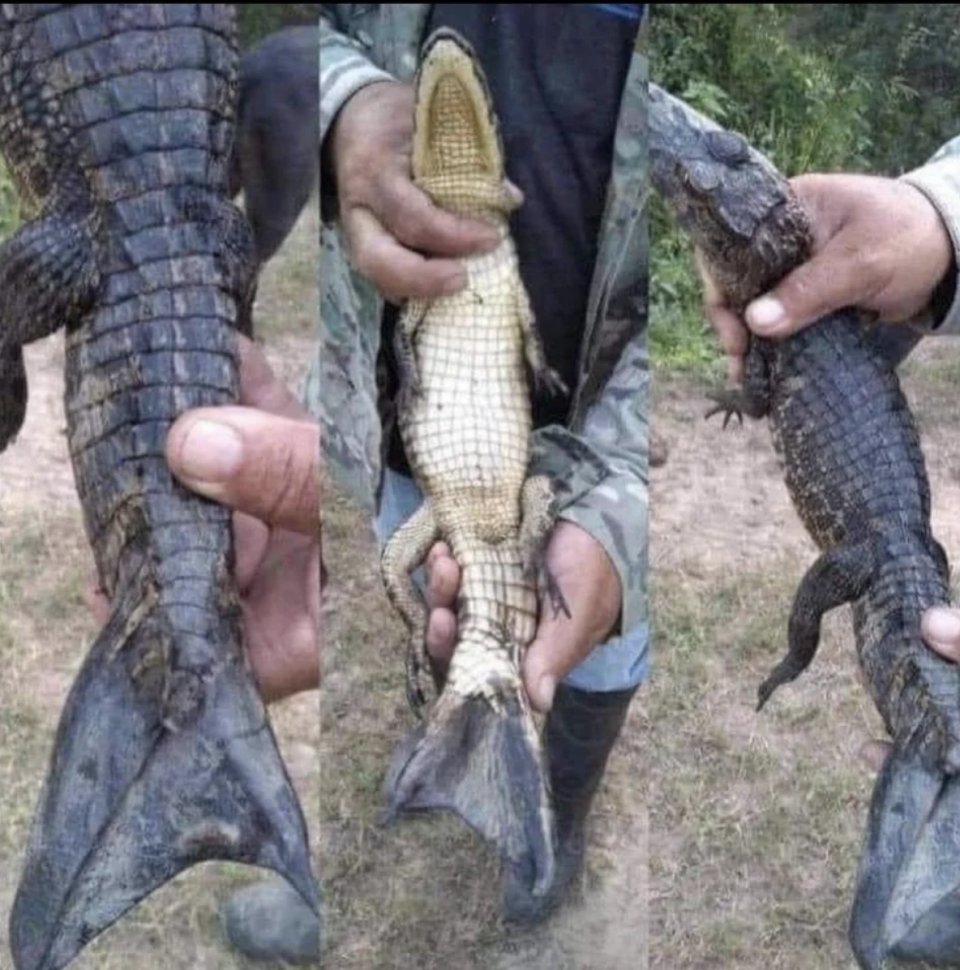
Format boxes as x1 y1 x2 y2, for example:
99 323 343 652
383 687 556 897
850 744 960 969
9 595 317 970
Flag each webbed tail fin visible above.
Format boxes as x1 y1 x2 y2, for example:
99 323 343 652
9 599 317 970
383 686 556 898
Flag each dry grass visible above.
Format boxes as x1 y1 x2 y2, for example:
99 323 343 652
0 203 320 970
647 337 960 970
319 481 650 970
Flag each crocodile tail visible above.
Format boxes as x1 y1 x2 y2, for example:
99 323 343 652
9 595 317 970
383 685 556 897
850 744 960 970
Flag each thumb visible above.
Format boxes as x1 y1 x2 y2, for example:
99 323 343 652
166 407 319 536
743 246 870 340
522 639 559 713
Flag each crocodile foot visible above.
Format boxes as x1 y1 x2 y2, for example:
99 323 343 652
704 389 746 429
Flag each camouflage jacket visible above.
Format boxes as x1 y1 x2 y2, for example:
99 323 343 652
903 136 960 336
318 4 651 640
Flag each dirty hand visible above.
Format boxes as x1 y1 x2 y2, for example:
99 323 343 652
329 80 519 303
701 174 954 382
860 607 960 772
424 522 622 713
84 335 321 705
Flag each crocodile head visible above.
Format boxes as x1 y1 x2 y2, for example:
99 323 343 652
648 84 814 312
411 28 517 224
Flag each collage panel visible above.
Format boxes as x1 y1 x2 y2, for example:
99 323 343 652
0 6 322 970
319 4 651 969
648 6 960 970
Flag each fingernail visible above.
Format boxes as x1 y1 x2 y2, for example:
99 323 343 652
925 607 960 644
177 419 243 482
746 296 787 332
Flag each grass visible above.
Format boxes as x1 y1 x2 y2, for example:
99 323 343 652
319 479 650 970
647 558 877 970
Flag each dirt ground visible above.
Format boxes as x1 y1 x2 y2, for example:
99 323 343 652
322 326 960 970
0 205 319 970
647 335 960 970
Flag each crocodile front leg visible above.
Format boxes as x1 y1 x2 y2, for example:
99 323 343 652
515 282 567 397
381 499 440 710
395 300 429 404
0 205 99 448
705 337 772 428
757 537 879 711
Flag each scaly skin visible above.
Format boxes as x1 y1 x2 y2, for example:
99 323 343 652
380 29 563 898
649 83 960 969
0 8 316 970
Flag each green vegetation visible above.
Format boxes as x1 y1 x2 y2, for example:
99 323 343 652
650 4 958 373
237 4 320 48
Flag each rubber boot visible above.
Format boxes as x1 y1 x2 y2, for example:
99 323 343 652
221 878 322 964
501 682 638 924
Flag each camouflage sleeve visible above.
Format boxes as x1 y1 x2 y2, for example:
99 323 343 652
319 10 395 221
530 333 649 640
900 135 960 336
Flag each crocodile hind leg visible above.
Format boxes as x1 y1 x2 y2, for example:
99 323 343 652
0 207 99 449
757 538 879 711
381 499 440 710
518 473 571 620
705 338 771 427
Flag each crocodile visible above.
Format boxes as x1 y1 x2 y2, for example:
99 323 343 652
648 83 960 969
0 7 318 970
378 28 566 899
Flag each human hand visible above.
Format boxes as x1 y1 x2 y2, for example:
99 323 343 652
700 174 954 383
423 522 622 713
84 335 321 705
859 606 960 772
329 80 521 303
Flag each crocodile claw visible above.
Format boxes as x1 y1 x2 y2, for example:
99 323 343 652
405 636 429 716
704 391 745 429
541 562 572 621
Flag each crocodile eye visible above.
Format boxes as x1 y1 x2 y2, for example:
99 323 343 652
705 130 749 166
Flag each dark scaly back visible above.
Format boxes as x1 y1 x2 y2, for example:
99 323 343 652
649 82 957 771
1 9 315 970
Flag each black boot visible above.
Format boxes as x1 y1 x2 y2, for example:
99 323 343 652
501 682 638 924
221 879 322 964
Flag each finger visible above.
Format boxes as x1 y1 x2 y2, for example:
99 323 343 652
236 335 306 420
523 643 560 713
374 173 501 258
922 606 960 663
425 607 457 667
166 408 320 535
425 551 459 611
704 302 750 360
858 739 893 774
743 246 878 340
83 578 111 625
233 511 270 593
345 205 471 302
